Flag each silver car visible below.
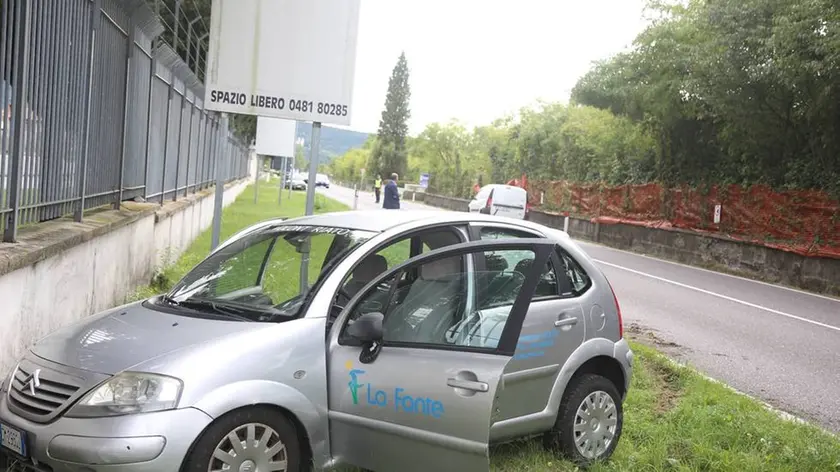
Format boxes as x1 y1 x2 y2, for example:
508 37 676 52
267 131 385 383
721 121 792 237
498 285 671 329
0 210 632 472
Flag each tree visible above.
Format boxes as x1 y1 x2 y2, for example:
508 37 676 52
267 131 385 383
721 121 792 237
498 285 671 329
322 0 840 199
370 52 411 178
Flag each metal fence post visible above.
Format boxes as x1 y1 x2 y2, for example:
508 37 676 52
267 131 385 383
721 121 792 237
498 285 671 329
159 72 173 204
75 0 101 221
114 19 135 210
184 100 195 196
172 87 185 201
169 0 182 203
3 0 30 242
142 42 156 200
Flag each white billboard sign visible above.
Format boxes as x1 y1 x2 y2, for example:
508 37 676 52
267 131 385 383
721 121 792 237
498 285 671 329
255 117 297 157
204 0 361 126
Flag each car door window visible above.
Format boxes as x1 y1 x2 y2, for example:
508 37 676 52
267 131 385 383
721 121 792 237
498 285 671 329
342 248 539 350
479 227 539 240
556 248 592 297
339 227 465 300
476 226 562 299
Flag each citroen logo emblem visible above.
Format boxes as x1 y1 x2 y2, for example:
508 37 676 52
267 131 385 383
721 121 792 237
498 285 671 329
22 369 41 396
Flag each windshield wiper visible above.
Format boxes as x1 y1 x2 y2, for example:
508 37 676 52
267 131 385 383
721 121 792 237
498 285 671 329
172 298 253 322
207 298 291 319
159 294 181 306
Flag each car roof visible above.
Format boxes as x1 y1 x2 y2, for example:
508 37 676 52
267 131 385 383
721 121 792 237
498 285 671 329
272 210 559 234
213 210 570 256
483 184 526 193
278 210 446 232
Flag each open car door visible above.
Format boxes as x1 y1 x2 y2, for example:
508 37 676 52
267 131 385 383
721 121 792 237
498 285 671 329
326 239 557 472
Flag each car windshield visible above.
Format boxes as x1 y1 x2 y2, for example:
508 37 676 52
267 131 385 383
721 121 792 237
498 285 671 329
162 224 376 322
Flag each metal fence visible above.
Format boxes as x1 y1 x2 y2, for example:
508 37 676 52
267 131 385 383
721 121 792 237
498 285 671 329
0 0 250 242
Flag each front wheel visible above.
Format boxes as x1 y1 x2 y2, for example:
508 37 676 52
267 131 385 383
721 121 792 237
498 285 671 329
183 406 301 472
543 373 623 467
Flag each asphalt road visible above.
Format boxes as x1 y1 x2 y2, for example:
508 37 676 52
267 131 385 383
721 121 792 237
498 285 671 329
319 184 840 433
317 184 441 212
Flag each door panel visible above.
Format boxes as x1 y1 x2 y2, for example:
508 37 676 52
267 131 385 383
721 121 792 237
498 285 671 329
496 248 592 423
327 348 510 472
498 298 585 421
327 240 556 471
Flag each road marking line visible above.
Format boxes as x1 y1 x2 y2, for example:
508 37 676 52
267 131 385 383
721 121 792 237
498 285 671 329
578 241 840 303
594 259 840 333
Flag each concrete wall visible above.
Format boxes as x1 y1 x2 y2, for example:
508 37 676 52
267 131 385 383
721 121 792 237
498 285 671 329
424 193 469 211
423 193 840 297
0 180 250 374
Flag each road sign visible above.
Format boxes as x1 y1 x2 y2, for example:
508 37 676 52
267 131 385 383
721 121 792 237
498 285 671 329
204 0 362 126
714 204 722 224
419 173 430 189
255 117 296 157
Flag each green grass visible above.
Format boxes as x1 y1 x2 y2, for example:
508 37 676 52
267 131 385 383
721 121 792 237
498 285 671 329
128 181 348 302
120 181 840 472
483 341 840 471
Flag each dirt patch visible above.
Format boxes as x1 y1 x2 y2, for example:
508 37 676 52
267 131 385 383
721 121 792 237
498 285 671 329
647 360 685 414
626 322 681 349
627 323 687 414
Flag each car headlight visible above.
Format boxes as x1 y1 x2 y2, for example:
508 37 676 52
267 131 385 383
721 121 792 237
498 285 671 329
66 372 183 418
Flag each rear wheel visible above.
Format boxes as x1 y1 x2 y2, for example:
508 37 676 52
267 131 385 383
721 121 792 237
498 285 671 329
183 406 301 472
543 374 623 467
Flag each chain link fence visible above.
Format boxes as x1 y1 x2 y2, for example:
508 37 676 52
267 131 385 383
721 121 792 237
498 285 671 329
0 0 249 242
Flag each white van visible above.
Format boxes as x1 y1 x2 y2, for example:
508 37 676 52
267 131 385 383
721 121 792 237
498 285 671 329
304 173 331 188
468 184 528 219
315 173 331 188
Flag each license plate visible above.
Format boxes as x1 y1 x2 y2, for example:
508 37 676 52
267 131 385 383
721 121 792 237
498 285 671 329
0 422 27 458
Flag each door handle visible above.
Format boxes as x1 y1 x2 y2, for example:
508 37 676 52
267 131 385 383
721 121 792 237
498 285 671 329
447 378 489 392
555 317 578 327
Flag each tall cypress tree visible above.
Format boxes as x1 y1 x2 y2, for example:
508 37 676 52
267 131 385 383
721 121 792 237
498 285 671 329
370 52 411 179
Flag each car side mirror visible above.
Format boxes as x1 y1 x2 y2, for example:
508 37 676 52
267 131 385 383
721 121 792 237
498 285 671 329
347 312 384 343
347 312 385 343
348 312 385 364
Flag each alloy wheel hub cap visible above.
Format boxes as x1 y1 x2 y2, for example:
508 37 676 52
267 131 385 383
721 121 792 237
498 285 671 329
573 390 618 459
208 423 288 472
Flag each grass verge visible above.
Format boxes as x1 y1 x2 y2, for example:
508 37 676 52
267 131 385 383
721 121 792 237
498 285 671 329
489 340 840 471
122 182 840 471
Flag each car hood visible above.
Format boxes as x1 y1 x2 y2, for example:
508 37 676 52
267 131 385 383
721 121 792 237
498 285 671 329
30 300 271 375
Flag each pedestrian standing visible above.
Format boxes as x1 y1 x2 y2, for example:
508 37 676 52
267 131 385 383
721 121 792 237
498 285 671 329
383 173 401 210
374 175 382 203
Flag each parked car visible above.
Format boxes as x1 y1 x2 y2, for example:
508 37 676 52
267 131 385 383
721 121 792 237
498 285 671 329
469 184 528 220
0 211 631 471
313 173 331 188
285 175 308 191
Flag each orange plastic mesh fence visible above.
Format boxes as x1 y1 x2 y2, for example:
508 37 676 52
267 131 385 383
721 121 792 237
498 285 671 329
524 180 840 259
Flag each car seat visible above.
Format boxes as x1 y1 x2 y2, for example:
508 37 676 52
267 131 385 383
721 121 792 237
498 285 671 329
344 254 388 299
384 256 463 343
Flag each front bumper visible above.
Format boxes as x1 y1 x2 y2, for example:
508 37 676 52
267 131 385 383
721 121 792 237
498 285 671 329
0 392 213 471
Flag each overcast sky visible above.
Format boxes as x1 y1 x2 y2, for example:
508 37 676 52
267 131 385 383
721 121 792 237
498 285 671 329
342 0 649 135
